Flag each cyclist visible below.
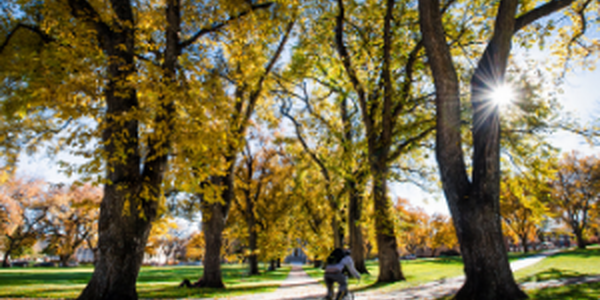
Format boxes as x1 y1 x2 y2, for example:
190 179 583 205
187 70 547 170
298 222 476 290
323 248 360 300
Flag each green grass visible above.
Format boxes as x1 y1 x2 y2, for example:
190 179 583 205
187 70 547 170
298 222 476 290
304 257 465 293
435 246 600 300
0 264 291 299
515 245 600 282
514 245 600 299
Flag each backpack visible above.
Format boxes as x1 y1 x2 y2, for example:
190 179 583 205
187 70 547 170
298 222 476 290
326 248 346 265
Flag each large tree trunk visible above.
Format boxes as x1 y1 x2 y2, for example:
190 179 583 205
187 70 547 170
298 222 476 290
416 0 553 298
574 228 586 249
73 0 174 298
59 254 71 267
268 259 276 271
78 193 154 300
348 180 368 274
451 194 526 300
520 234 529 253
2 251 10 268
371 166 404 283
332 217 344 248
198 167 234 288
446 74 527 300
200 201 227 288
76 9 154 299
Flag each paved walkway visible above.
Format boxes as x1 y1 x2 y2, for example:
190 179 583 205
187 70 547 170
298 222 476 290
204 250 600 300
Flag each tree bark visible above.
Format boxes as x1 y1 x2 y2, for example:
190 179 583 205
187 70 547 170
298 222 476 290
59 254 71 267
198 167 234 288
452 196 527 300
520 235 529 253
2 251 10 268
73 2 154 297
77 186 156 300
332 217 343 248
371 165 404 282
348 179 368 274
268 259 276 271
247 195 259 275
417 0 547 298
199 201 227 288
574 229 586 249
71 0 177 297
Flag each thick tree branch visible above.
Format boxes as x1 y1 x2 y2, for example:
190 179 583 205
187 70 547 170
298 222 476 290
381 0 396 147
238 20 295 135
0 23 55 54
179 2 273 49
514 0 575 33
388 124 436 162
335 0 372 135
392 40 424 120
67 0 112 48
279 100 331 183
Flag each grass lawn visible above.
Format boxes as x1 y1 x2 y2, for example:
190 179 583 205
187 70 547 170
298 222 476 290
304 257 465 293
0 263 291 299
514 245 600 300
515 245 600 282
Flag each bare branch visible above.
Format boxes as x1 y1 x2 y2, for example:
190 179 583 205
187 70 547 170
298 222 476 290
514 0 575 33
179 2 274 49
388 123 436 162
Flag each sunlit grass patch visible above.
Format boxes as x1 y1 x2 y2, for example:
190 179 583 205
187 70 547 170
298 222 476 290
0 263 291 298
527 281 600 300
304 257 464 293
515 245 600 283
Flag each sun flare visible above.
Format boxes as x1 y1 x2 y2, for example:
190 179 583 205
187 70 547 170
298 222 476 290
490 84 515 106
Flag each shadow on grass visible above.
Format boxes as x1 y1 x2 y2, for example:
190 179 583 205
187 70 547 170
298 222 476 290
528 281 600 300
518 268 585 284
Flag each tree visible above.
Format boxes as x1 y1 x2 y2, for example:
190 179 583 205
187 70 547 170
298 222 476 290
395 198 429 255
145 217 179 264
418 0 596 298
331 0 439 283
429 214 458 256
178 11 295 287
233 140 279 275
230 136 297 274
279 92 348 250
395 198 458 256
500 175 548 253
276 65 371 273
286 156 334 267
549 151 600 249
43 183 101 267
1 0 281 297
0 177 48 267
185 231 205 262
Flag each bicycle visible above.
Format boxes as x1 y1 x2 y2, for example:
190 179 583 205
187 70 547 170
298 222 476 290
337 278 358 300
324 274 359 300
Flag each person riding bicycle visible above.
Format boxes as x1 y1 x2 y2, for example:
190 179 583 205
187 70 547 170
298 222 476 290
323 248 360 300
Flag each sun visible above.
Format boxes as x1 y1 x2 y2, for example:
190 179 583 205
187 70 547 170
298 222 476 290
490 84 515 106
